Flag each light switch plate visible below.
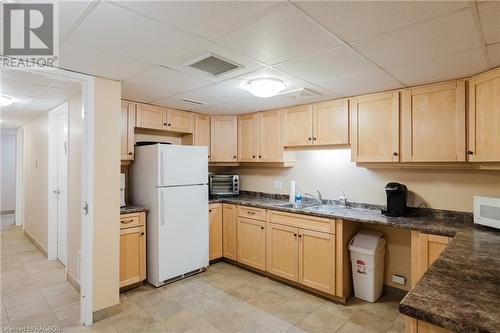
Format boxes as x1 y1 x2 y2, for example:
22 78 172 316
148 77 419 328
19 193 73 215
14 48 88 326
273 180 282 190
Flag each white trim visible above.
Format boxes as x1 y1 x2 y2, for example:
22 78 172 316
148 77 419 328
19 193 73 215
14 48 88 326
15 127 24 226
48 102 69 262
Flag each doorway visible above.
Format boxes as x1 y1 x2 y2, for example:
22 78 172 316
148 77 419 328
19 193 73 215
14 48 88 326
48 103 69 266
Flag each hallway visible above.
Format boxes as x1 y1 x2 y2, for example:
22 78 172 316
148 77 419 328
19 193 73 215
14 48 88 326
1 226 80 328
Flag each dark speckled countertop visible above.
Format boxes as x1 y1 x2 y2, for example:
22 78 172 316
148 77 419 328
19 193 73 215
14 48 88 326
120 205 148 215
210 195 500 333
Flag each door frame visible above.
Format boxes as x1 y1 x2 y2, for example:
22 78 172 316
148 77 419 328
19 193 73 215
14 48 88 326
15 127 24 226
48 102 69 265
27 67 95 326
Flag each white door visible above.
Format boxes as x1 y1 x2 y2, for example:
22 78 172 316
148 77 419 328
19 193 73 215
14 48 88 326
49 105 68 266
157 184 208 282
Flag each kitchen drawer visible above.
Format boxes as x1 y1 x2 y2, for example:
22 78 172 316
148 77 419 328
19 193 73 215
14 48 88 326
120 213 144 229
267 210 335 234
238 205 266 221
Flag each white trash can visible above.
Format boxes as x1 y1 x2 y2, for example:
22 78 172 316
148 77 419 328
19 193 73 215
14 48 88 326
349 229 386 302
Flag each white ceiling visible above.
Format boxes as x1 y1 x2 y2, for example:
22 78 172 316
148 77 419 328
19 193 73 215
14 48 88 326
11 0 500 115
0 70 80 128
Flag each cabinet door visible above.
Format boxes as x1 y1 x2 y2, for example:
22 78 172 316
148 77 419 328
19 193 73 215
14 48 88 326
120 225 145 287
468 67 500 162
237 217 266 270
136 104 166 130
351 91 400 162
410 232 450 288
284 105 313 147
210 116 238 162
238 113 260 162
194 114 210 157
209 204 223 260
120 101 135 160
260 109 284 162
266 223 299 282
166 109 194 133
299 229 335 294
401 81 466 162
313 99 349 145
222 204 238 260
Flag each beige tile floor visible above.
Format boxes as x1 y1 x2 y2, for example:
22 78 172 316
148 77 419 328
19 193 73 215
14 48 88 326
1 226 81 329
2 226 406 333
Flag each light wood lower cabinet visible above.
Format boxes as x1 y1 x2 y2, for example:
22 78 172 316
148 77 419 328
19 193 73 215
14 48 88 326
222 204 237 260
406 317 453 333
299 229 335 294
120 212 146 288
237 217 266 270
209 204 223 261
410 231 450 287
266 223 299 281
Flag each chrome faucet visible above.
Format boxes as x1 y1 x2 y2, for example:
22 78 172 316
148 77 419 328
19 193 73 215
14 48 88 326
305 191 323 204
339 191 348 206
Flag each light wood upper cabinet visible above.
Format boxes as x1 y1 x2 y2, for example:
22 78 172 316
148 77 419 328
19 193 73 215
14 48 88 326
136 104 166 130
194 114 210 154
237 217 266 270
209 204 223 261
259 109 285 162
401 80 466 162
222 204 237 260
238 113 260 162
284 105 313 146
210 116 238 162
266 223 299 282
120 212 146 288
351 91 400 162
121 101 135 160
299 229 335 294
313 99 349 145
166 109 194 133
468 67 500 162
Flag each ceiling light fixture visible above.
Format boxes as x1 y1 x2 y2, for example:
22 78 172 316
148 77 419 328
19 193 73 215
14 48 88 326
0 95 14 107
243 78 287 98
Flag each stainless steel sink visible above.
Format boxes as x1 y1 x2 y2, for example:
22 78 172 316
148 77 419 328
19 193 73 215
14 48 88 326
276 202 315 209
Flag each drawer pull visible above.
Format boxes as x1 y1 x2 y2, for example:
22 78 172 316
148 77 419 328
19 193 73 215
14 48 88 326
121 219 135 224
247 211 256 215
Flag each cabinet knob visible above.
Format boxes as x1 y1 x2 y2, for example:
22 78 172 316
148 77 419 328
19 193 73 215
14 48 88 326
260 226 264 230
259 155 262 159
141 232 145 236
163 122 167 126
233 155 237 159
128 152 133 155
393 152 398 156
313 137 317 141
467 150 473 155
298 234 302 238
308 137 312 141
167 123 171 127
252 155 256 158
209 209 212 213
293 233 297 237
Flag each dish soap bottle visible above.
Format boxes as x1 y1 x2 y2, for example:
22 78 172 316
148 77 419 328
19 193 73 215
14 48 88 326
295 188 302 203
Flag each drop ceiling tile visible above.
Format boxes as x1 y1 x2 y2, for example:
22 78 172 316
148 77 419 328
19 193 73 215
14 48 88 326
352 8 481 68
157 84 253 108
0 70 54 87
59 41 152 80
24 99 65 113
224 96 298 112
212 3 343 65
39 86 78 101
117 1 280 38
121 81 174 104
317 69 403 97
276 47 376 83
127 66 213 94
196 104 252 115
387 48 488 86
293 0 469 43
487 43 500 67
163 40 264 82
0 78 48 98
478 1 500 45
59 0 94 37
66 1 203 65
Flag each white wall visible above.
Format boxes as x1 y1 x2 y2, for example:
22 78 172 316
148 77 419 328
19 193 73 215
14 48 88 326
237 149 500 212
23 114 49 250
1 129 17 212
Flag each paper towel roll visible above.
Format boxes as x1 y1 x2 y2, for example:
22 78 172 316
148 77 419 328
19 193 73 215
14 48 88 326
289 181 296 202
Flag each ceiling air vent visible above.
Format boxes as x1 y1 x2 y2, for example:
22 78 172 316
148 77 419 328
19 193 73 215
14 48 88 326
188 54 241 76
180 99 204 106
279 88 321 100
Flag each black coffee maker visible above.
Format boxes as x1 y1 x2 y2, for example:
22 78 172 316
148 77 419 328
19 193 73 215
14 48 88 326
382 182 408 217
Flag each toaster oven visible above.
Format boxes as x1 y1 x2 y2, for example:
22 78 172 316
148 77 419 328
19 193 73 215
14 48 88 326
209 175 239 197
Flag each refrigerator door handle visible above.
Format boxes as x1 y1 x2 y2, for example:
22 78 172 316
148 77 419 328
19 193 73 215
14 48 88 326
159 189 165 226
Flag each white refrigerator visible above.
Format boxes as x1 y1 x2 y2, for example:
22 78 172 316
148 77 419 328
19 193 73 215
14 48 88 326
131 144 209 287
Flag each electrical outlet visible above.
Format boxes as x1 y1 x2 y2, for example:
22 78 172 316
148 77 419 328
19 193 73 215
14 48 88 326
273 180 282 190
392 275 406 285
